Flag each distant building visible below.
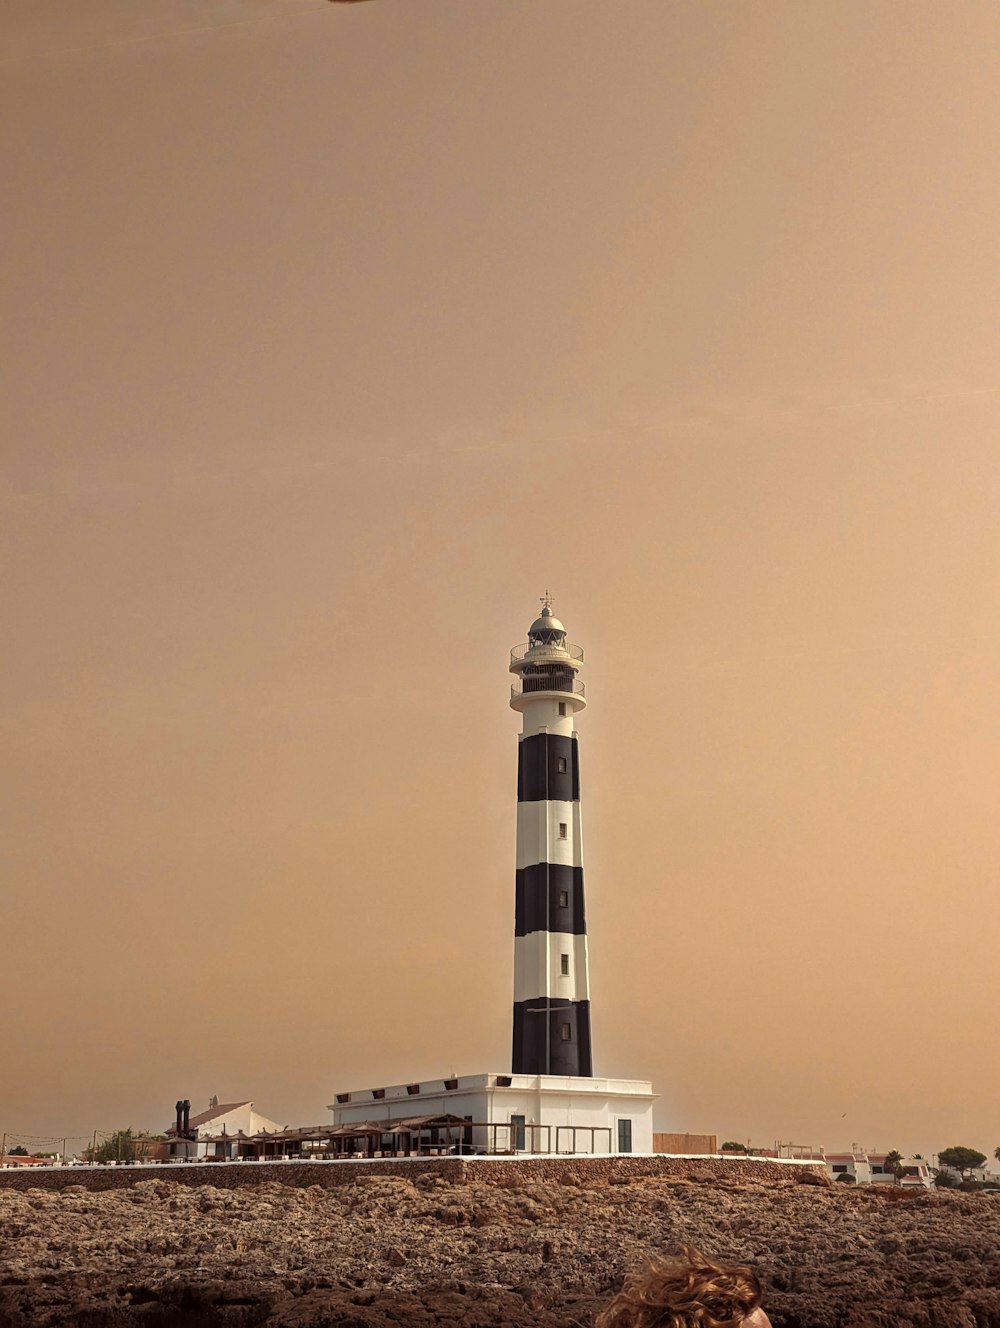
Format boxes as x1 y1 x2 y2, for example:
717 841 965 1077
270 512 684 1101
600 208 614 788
866 1152 896 1184
329 1072 655 1154
825 1151 872 1184
867 1152 932 1185
824 1150 932 1188
131 1136 172 1164
897 1159 934 1188
165 1099 284 1160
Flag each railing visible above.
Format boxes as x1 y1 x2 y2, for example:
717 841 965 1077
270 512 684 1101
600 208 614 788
510 641 584 666
511 677 585 699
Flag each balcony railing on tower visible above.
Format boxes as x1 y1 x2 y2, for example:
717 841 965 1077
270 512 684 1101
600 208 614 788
510 642 584 667
510 677 586 700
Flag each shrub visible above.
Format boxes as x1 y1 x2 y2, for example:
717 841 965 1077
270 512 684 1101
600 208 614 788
933 1170 959 1189
95 1129 137 1165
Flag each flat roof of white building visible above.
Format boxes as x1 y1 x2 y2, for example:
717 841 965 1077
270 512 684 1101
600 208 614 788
328 1070 656 1111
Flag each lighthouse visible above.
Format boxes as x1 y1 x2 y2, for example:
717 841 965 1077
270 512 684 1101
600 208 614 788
328 595 656 1154
510 596 593 1077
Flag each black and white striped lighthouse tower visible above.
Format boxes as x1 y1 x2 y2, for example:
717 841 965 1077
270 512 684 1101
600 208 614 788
510 595 593 1078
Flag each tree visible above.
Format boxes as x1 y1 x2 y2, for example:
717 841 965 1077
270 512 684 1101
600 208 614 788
994 1147 1000 1165
94 1129 137 1165
885 1150 905 1183
937 1146 987 1179
8 1145 28 1156
132 1134 166 1162
720 1141 748 1154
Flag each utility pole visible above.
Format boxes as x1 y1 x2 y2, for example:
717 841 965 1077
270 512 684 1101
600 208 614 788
91 1130 97 1166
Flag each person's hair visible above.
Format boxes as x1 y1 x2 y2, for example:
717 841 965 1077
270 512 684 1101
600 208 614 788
594 1247 763 1328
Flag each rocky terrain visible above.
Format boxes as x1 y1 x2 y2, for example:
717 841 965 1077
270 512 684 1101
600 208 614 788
2 1168 1000 1327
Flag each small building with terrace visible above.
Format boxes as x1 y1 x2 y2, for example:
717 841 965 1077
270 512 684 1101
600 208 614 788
165 1099 285 1160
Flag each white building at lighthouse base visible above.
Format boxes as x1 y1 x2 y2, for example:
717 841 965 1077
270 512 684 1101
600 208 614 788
327 1071 655 1155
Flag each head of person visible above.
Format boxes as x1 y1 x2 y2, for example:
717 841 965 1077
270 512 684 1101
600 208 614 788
595 1247 770 1328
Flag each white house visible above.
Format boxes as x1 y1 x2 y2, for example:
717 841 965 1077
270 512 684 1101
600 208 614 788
824 1151 872 1184
869 1153 931 1187
328 1072 655 1154
898 1159 934 1188
166 1099 285 1160
825 1150 933 1188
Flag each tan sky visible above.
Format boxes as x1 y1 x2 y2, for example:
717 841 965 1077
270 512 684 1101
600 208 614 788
3 0 1000 1158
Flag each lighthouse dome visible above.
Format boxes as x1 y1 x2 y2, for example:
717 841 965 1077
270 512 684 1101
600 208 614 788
528 605 566 640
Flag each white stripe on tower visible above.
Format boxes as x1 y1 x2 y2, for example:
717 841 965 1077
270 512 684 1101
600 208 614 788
509 595 593 1077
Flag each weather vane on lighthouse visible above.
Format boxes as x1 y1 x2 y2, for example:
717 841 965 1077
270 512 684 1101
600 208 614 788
509 595 592 1077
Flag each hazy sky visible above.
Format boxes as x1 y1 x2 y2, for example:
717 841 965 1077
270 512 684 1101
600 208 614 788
4 0 1000 1159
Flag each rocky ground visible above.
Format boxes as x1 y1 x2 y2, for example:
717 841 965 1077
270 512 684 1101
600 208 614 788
2 1170 1000 1327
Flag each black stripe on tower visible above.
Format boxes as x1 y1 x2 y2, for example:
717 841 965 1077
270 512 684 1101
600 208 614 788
512 999 592 1077
515 864 586 936
517 734 580 803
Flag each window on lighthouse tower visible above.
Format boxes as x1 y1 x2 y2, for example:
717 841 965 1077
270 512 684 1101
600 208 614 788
558 822 568 839
560 953 569 976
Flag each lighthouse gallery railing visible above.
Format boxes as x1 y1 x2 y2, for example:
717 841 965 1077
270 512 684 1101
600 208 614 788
510 641 584 666
510 677 586 699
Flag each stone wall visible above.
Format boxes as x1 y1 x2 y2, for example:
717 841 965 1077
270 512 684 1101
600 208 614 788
0 1153 824 1194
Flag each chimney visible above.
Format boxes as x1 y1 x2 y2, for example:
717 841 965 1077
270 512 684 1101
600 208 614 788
182 1100 191 1138
175 1100 184 1136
